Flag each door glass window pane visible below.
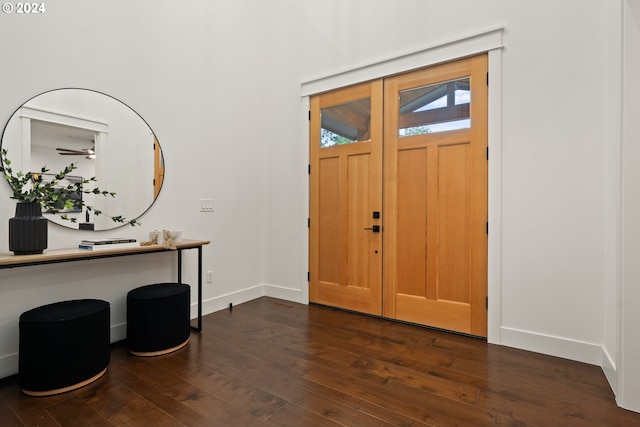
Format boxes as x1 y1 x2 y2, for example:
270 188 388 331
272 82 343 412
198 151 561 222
398 77 470 137
321 98 371 147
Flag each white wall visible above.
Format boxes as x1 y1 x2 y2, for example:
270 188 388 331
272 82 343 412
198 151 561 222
620 0 640 412
0 0 635 411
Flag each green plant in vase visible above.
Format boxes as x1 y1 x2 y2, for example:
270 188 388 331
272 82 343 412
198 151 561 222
1 149 140 225
1 148 139 254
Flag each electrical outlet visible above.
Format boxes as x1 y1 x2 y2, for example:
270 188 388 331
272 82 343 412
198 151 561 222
206 270 213 283
200 199 214 212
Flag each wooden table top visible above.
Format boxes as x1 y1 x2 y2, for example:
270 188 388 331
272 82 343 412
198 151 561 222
0 239 210 269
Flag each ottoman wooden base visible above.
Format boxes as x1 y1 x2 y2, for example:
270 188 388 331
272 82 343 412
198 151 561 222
22 367 108 397
128 338 189 357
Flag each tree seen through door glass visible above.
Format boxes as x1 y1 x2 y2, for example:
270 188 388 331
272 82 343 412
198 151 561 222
320 98 371 147
399 77 470 136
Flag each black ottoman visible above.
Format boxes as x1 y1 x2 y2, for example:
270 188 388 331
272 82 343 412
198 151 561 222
19 299 110 396
127 283 190 356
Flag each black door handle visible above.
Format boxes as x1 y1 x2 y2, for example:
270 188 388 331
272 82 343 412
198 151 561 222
364 225 380 233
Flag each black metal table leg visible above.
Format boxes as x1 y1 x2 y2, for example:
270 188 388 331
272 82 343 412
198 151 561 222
180 247 202 332
197 246 202 331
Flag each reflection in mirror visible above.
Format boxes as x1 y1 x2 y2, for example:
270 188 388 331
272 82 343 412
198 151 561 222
1 89 164 230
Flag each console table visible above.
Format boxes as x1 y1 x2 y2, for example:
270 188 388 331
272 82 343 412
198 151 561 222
0 239 210 331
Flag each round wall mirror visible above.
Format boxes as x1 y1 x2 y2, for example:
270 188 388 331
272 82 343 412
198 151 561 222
0 88 164 230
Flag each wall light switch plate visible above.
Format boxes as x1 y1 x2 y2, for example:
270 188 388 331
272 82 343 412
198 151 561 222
200 199 214 212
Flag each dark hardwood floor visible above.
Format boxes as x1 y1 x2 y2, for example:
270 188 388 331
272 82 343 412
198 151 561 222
1 296 639 426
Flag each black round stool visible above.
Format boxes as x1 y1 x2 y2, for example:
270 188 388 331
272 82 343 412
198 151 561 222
19 299 110 396
127 283 190 356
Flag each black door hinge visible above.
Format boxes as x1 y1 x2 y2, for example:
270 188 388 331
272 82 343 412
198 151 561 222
307 218 310 228
308 111 311 120
486 147 489 160
486 222 489 234
486 72 489 86
307 271 310 281
486 296 488 309
308 164 311 174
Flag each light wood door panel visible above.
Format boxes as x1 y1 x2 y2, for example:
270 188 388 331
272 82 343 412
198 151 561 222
309 81 383 315
383 54 488 337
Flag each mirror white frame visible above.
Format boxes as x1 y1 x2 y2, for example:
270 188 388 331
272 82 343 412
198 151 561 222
1 88 164 230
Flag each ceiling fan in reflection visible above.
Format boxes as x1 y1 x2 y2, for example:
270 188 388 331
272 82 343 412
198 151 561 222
55 146 95 160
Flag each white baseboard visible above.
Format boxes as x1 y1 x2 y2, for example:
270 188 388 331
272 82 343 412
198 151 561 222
191 283 306 319
602 345 617 393
0 352 18 380
264 283 306 304
111 322 127 343
194 284 266 318
500 326 603 365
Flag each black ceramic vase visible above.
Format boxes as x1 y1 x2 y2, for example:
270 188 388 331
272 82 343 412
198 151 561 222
9 202 48 255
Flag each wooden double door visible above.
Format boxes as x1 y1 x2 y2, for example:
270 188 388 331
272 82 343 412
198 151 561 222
309 55 488 337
